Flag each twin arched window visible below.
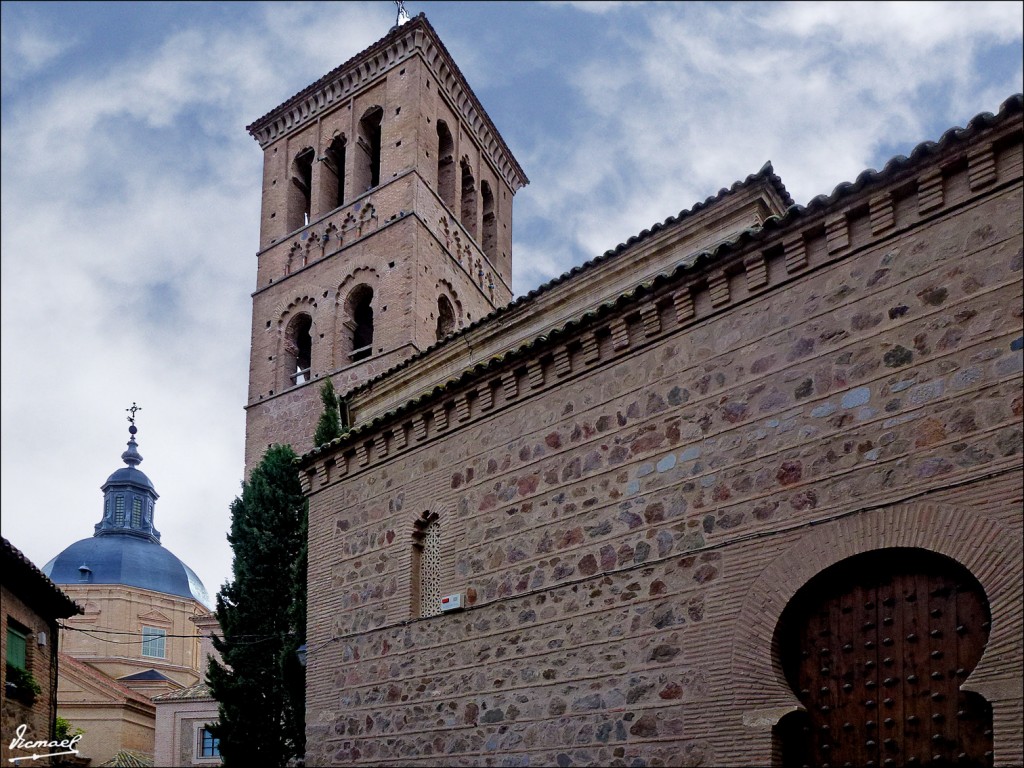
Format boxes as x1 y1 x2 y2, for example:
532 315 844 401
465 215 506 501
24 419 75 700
281 286 376 388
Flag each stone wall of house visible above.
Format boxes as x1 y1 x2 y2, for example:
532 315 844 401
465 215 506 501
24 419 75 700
302 110 1023 766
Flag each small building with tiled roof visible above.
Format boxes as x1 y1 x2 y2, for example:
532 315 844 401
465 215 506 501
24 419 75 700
1 536 81 765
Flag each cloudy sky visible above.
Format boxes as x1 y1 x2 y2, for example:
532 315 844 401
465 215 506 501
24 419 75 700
2 1 1021 600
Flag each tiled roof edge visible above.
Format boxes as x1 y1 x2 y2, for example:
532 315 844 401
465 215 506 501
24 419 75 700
58 653 155 707
2 536 81 617
791 93 1023 215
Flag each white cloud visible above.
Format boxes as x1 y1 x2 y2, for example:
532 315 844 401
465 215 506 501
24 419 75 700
510 0 1023 289
0 10 77 90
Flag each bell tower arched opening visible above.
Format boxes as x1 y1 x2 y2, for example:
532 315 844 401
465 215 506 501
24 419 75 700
436 121 456 212
481 180 497 260
343 285 374 363
321 134 347 212
354 107 383 194
287 148 314 231
284 313 313 386
460 158 477 239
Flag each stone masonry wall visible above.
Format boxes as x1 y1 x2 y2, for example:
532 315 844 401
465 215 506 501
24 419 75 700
304 115 1023 765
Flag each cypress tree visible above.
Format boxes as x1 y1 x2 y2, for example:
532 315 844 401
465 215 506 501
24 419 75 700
208 444 306 766
313 378 343 447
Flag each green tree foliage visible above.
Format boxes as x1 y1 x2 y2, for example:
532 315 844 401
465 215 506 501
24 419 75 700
313 378 343 447
208 444 306 766
55 716 84 741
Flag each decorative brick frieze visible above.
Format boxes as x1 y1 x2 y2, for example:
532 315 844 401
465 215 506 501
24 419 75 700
455 394 472 423
356 441 370 467
967 143 997 190
640 303 661 337
412 416 428 443
825 212 850 253
784 233 808 273
744 253 768 291
478 382 494 412
300 467 315 495
673 287 695 324
528 360 546 390
610 318 631 351
393 425 408 451
917 168 944 214
869 192 895 235
316 458 333 488
581 332 601 365
503 372 519 400
554 347 572 378
708 270 730 307
374 434 389 459
432 403 449 432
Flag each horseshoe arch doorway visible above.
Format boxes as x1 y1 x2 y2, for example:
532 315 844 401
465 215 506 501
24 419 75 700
774 548 993 767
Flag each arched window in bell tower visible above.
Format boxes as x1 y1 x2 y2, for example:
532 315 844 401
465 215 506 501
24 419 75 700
345 285 374 362
436 295 455 341
284 313 313 386
355 107 383 194
460 158 477 239
288 148 315 231
322 135 347 211
481 180 497 260
436 121 456 212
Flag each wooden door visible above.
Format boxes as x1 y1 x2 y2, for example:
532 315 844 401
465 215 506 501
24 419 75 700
778 549 992 768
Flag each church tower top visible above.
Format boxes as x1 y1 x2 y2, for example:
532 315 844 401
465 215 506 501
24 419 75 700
246 13 528 193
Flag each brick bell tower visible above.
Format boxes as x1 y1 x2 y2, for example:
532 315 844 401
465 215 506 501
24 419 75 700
243 14 529 472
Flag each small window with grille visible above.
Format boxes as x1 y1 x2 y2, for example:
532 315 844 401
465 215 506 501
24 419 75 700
413 512 442 617
114 496 125 526
131 498 143 527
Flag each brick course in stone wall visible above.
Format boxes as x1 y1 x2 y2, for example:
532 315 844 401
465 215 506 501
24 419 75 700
302 106 1023 766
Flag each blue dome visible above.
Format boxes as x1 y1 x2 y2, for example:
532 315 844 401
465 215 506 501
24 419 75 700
42 417 213 610
43 536 212 609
